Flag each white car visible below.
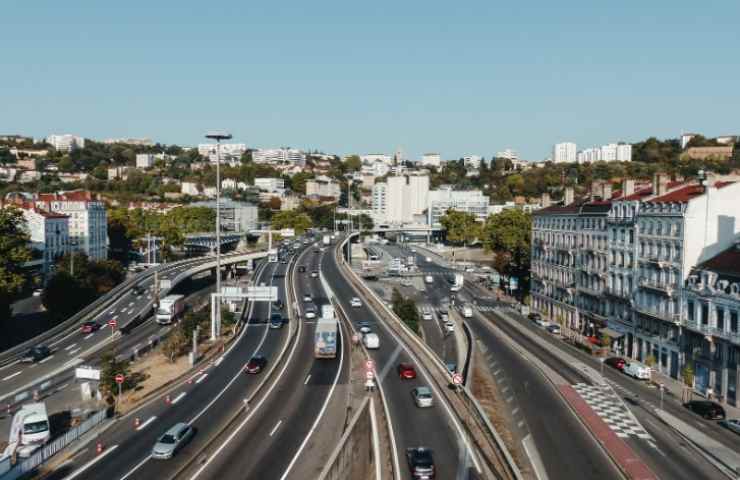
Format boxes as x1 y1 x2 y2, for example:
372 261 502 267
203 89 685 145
464 266 475 273
32 289 42 297
444 321 455 333
411 386 433 408
303 294 312 303
350 297 362 308
422 310 433 321
359 325 372 334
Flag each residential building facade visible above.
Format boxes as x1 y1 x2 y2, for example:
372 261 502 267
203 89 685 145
306 176 341 200
552 142 577 163
35 191 107 260
421 153 441 168
136 153 155 169
46 134 85 152
427 187 489 226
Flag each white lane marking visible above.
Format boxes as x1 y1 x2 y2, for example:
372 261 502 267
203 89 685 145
49 328 79 347
517 420 525 428
63 444 119 480
506 396 514 403
522 434 549 480
2 371 22 381
512 407 520 415
100 323 108 329
65 343 77 351
136 416 157 431
304 374 311 385
214 356 224 367
269 420 283 437
39 355 54 364
83 334 94 340
113 315 119 320
68 348 81 356
195 374 208 384
171 392 186 404
128 302 134 307
0 359 21 372
57 383 69 391
119 454 152 480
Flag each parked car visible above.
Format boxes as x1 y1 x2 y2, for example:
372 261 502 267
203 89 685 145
81 321 101 334
151 423 194 459
411 387 434 408
398 363 417 379
546 324 561 335
270 313 283 329
604 357 626 371
406 447 435 479
684 400 726 420
623 361 651 380
719 418 740 435
245 355 268 374
21 346 51 363
350 297 362 308
528 312 542 322
32 288 42 297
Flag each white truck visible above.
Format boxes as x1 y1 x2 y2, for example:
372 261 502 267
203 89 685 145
8 402 50 458
159 278 172 291
323 235 331 246
156 294 185 324
321 304 335 321
268 248 279 263
450 273 464 292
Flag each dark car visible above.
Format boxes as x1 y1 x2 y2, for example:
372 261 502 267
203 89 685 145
273 299 284 310
298 265 306 273
604 357 626 371
406 447 435 479
245 355 268 374
528 312 541 322
81 321 101 334
684 400 726 420
270 313 284 329
132 284 145 295
21 346 51 363
398 363 417 379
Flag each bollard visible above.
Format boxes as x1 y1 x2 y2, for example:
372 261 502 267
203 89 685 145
134 417 141 428
165 394 171 405
96 441 104 454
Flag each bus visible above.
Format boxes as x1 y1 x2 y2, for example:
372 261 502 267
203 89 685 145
314 318 338 358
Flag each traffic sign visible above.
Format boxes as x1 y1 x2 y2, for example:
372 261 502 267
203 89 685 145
452 373 463 385
108 319 117 328
365 359 375 371
246 286 278 302
115 374 125 384
365 371 374 380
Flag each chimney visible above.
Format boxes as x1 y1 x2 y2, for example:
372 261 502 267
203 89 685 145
622 178 635 198
564 187 574 205
541 192 551 208
653 173 669 196
601 182 613 201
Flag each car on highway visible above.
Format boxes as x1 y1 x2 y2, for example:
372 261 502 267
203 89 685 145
151 423 194 459
684 400 726 420
462 305 473 318
464 266 475 273
623 361 651 380
132 284 145 295
719 418 740 435
546 324 561 335
21 346 51 363
273 298 284 310
298 265 306 273
350 297 362 308
303 294 312 303
411 387 434 408
358 321 372 334
245 355 268 374
604 357 626 371
398 363 417 379
445 362 457 375
363 333 380 349
280 257 288 264
406 447 435 479
528 312 542 322
81 321 101 334
444 321 455 333
313 248 320 254
305 304 317 319
310 270 319 278
270 313 284 329
32 288 43 297
422 310 433 321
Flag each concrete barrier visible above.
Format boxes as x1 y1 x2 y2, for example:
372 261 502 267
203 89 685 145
318 396 376 480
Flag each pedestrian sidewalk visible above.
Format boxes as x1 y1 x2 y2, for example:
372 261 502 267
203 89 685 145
655 408 740 476
648 368 740 419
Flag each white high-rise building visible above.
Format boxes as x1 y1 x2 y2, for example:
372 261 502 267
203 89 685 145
496 149 519 161
427 188 490 226
421 153 441 168
252 148 306 166
21 206 69 277
198 143 247 161
616 143 632 162
254 178 285 192
372 173 430 224
577 147 602 164
46 134 85 152
553 142 577 163
35 191 107 260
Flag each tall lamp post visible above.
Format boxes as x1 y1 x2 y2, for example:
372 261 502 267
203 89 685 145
205 130 232 341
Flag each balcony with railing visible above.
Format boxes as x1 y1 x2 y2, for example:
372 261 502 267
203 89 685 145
607 216 634 225
639 279 675 297
577 284 603 297
634 305 676 323
683 320 740 345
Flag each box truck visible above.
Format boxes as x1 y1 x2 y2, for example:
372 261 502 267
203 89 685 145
156 294 185 324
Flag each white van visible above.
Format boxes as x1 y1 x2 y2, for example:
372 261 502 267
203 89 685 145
424 275 434 284
363 333 380 349
624 361 651 380
462 306 473 318
10 402 50 457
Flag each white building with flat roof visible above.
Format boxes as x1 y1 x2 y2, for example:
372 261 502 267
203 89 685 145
361 154 393 165
463 155 482 169
21 206 69 276
427 188 489 226
35 191 107 261
136 153 155 169
306 176 341 200
373 173 430 225
252 148 306 166
553 142 577 163
46 134 85 152
421 153 441 168
254 177 285 192
197 143 247 162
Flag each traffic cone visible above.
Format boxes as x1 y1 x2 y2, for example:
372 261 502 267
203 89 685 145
96 441 104 454
134 417 140 429
165 394 171 405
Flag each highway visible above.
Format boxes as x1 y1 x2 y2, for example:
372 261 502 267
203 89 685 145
324 238 479 480
399 242 727 480
176 242 351 480
53 255 291 480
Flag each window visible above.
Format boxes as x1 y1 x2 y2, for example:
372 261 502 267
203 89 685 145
717 307 725 331
701 303 709 326
731 311 738 333
688 300 695 322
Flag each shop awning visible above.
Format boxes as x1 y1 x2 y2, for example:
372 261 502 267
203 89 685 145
600 327 625 339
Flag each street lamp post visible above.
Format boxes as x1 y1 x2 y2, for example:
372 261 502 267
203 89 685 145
206 131 232 341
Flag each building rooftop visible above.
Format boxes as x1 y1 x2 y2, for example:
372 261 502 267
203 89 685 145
696 243 740 280
649 181 734 203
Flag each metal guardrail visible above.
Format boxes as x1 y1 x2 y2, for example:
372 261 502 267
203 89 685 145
339 234 521 480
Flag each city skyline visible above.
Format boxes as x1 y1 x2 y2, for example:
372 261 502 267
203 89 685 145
3 2 740 161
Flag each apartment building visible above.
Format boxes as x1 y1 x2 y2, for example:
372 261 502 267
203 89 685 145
427 187 489 226
252 148 306 165
191 200 258 233
197 143 247 162
306 176 341 200
552 142 577 163
254 177 285 192
421 153 441 168
46 134 85 152
361 161 391 177
21 206 69 277
35 191 107 260
463 155 482 169
136 153 155 169
372 174 430 225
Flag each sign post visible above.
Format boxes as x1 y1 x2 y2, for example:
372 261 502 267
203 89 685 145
452 373 463 389
108 318 117 340
115 373 125 414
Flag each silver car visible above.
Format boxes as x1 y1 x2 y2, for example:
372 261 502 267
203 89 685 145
152 423 194 459
411 386 434 408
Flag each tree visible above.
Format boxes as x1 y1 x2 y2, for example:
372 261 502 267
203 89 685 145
0 207 31 321
391 288 420 334
99 352 132 401
482 209 532 279
290 171 314 195
161 328 188 363
344 155 362 172
42 271 94 320
440 210 480 246
271 211 312 234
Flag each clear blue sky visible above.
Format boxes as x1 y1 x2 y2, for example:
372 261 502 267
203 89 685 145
2 1 739 161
